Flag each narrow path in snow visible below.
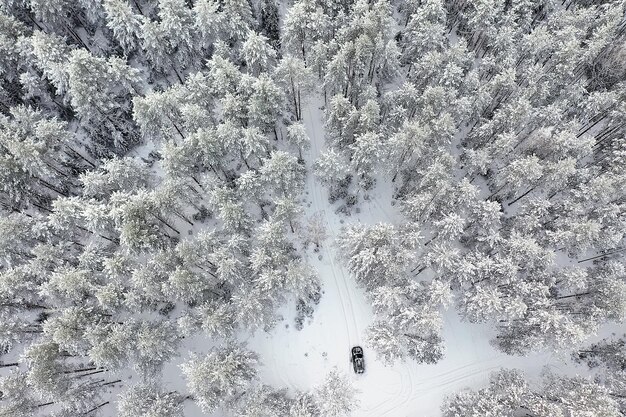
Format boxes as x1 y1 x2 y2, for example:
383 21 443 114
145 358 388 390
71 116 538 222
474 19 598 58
305 101 364 346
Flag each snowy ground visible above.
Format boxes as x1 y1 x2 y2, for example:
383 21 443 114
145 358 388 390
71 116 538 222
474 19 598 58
153 98 617 417
233 99 592 416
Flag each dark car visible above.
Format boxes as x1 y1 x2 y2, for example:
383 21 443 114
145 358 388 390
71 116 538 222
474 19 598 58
351 346 365 374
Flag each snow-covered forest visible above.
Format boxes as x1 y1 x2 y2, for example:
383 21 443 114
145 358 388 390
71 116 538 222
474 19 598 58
0 0 625 415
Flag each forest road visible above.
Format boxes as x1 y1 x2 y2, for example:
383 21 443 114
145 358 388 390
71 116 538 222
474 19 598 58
304 100 360 347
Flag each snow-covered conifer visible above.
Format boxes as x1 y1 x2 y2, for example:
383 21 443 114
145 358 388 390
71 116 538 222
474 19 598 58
103 0 143 53
27 31 72 95
260 0 280 49
118 383 185 417
260 151 306 197
283 0 330 62
313 148 349 186
274 56 315 121
249 74 283 132
67 50 140 151
242 31 277 75
314 369 358 417
181 343 258 413
80 157 151 199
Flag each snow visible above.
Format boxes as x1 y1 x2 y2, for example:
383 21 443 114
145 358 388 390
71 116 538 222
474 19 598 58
6 92 615 417
3 2 624 416
129 95 620 417
222 97 598 416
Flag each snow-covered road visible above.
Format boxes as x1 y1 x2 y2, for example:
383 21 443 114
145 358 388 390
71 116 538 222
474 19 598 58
245 98 590 416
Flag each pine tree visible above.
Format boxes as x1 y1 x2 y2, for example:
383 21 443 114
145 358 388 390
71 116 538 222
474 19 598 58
0 371 42 417
67 50 140 152
337 223 419 291
248 74 283 132
193 0 222 48
193 301 237 338
282 0 330 62
181 343 258 414
221 0 255 41
42 306 96 355
313 148 349 186
242 31 277 75
368 279 449 363
401 0 446 62
40 266 93 304
103 0 143 53
260 151 306 197
285 122 310 159
80 157 152 199
109 190 179 252
85 321 134 371
301 212 327 249
233 384 291 417
274 56 314 121
157 0 196 70
290 392 321 417
314 369 358 417
350 131 382 180
27 31 72 96
0 13 27 95
133 319 181 375
260 0 280 49
118 383 185 417
442 369 622 417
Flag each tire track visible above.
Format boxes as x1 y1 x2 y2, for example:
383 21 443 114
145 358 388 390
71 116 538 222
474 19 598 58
324 242 354 344
376 370 411 417
366 361 500 417
326 243 359 344
305 103 357 346
409 363 503 400
340 264 362 341
361 367 411 417
307 103 361 345
303 100 363 345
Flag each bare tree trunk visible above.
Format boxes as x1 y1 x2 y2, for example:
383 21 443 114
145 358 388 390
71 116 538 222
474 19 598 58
83 401 110 415
0 362 19 367
578 248 625 263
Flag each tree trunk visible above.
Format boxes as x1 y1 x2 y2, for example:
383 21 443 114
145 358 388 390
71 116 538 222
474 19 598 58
297 89 302 121
83 401 110 415
99 379 122 388
578 248 625 263
34 176 68 197
63 367 98 374
75 369 107 378
132 0 144 15
291 77 299 121
554 291 592 300
507 186 536 207
174 211 195 226
152 213 180 234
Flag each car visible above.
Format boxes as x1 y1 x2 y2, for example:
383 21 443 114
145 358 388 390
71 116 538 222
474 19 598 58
351 346 365 374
